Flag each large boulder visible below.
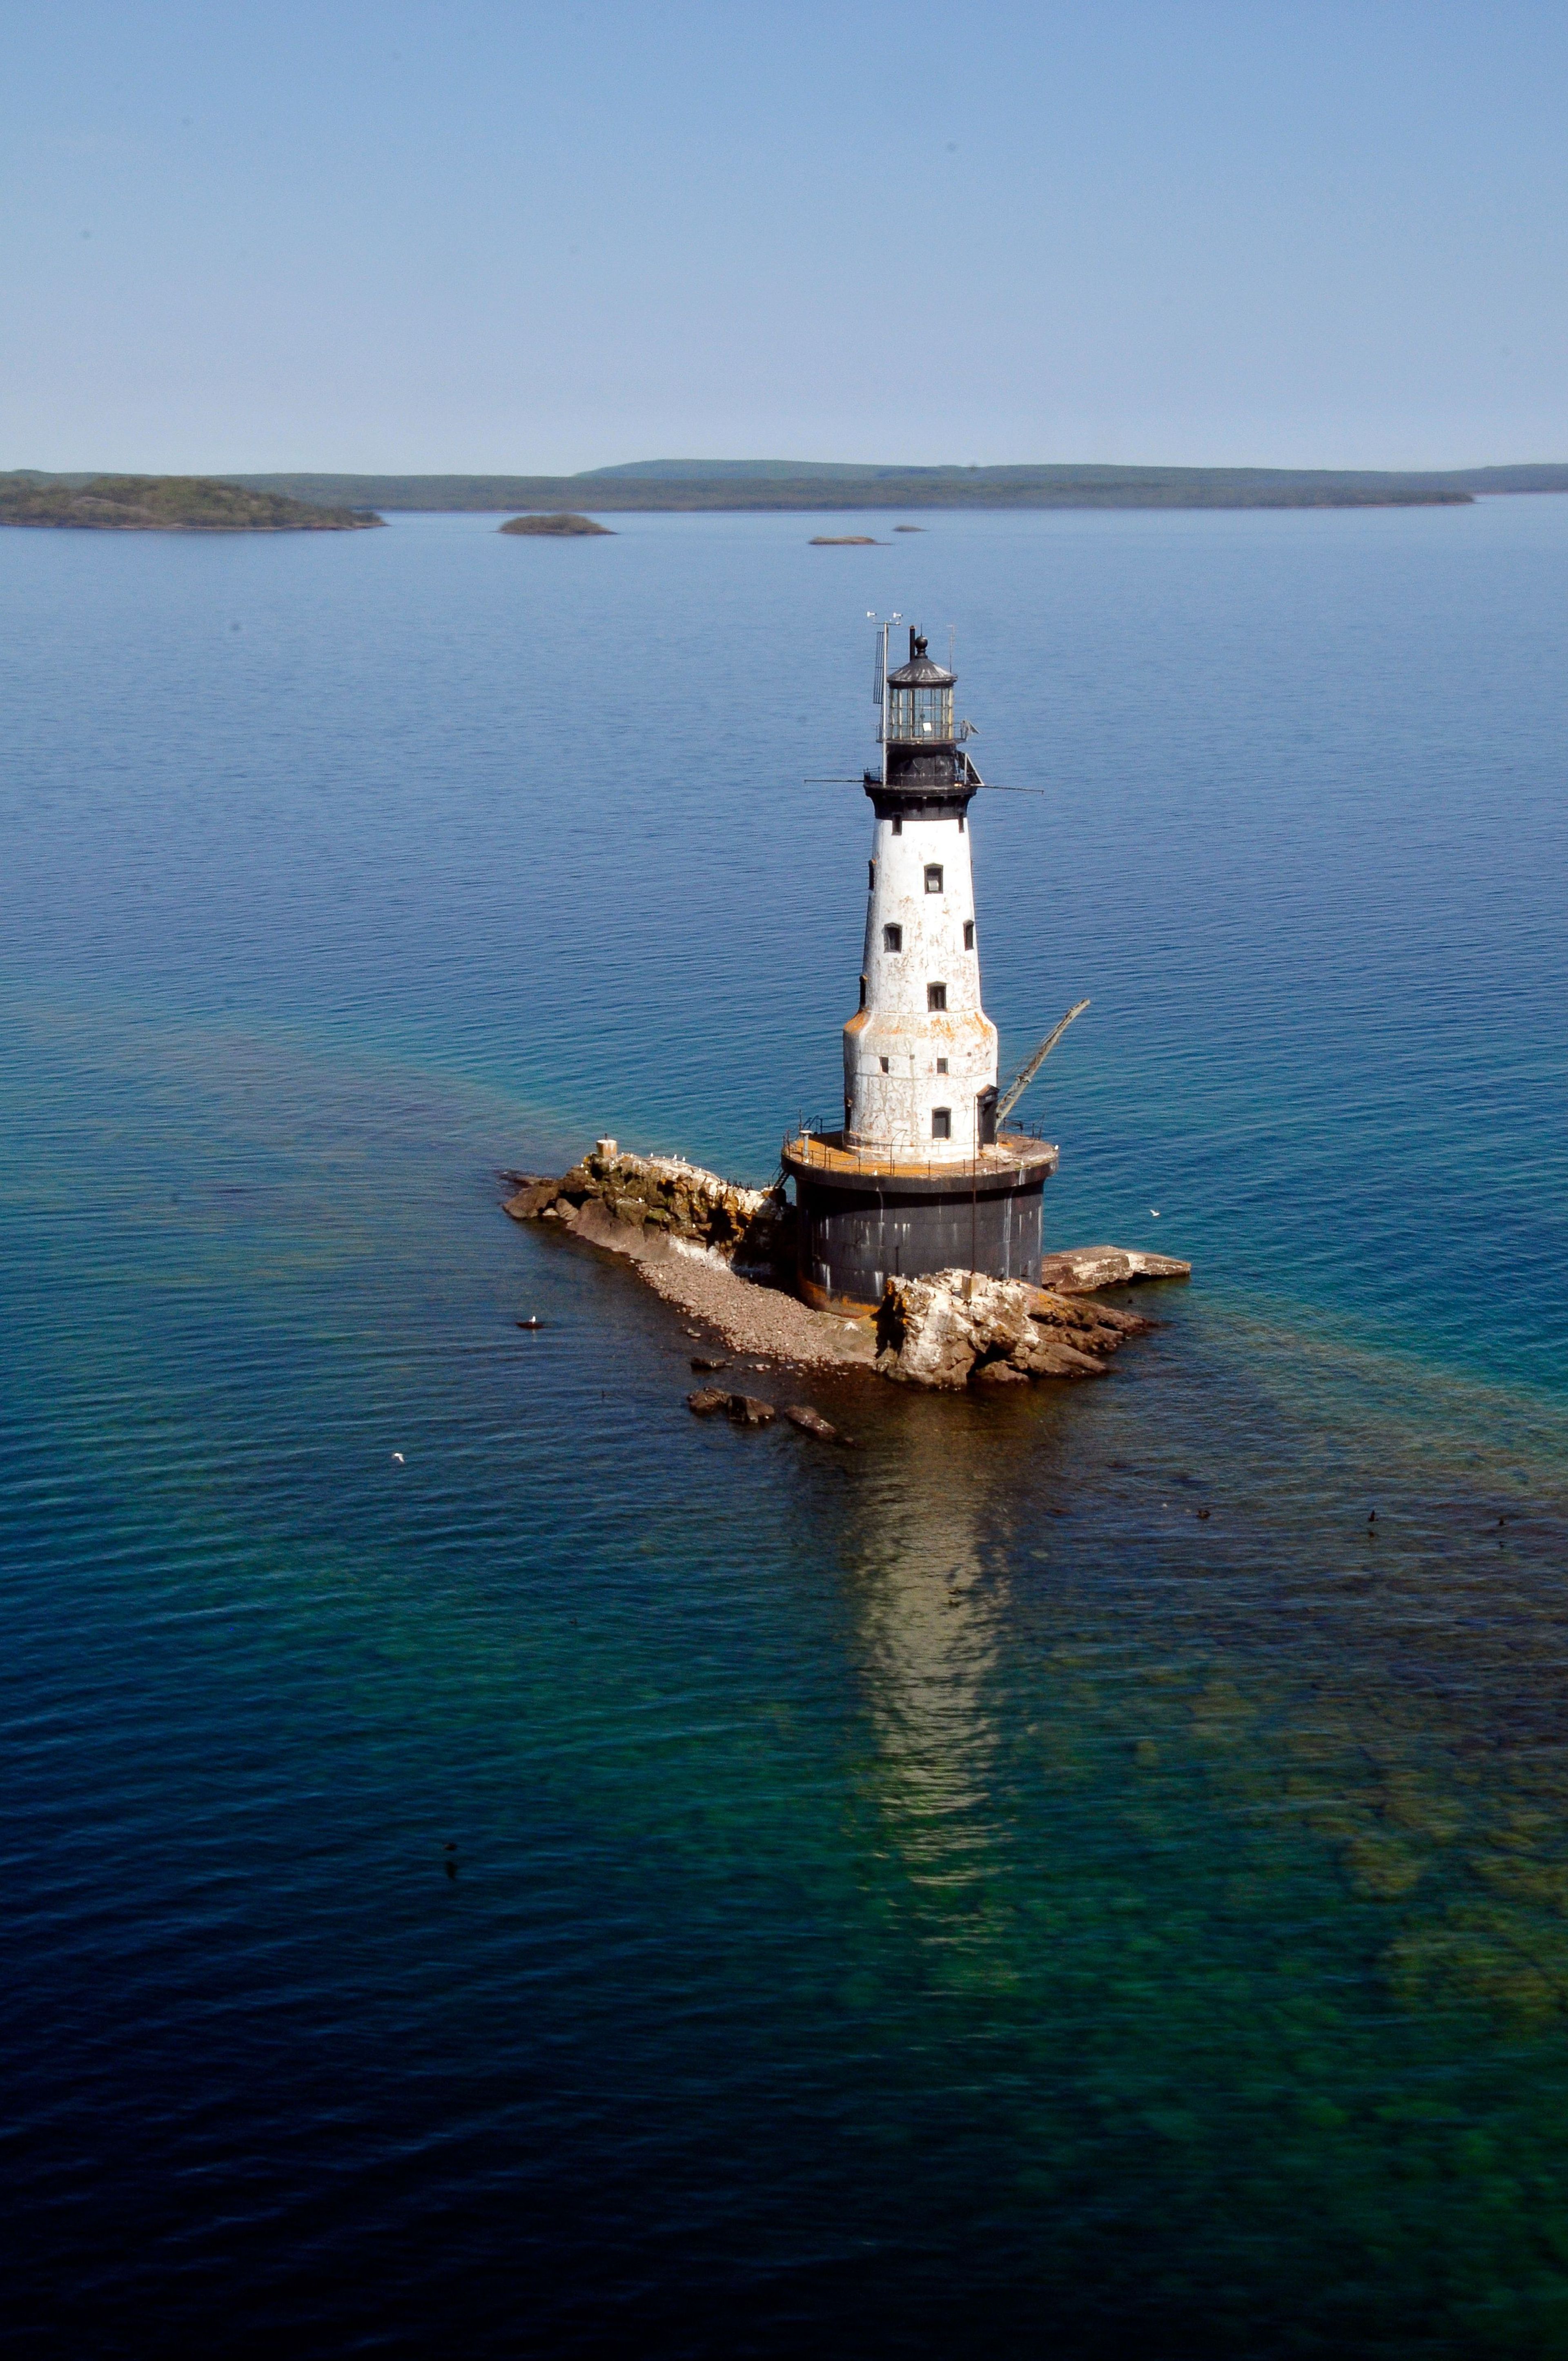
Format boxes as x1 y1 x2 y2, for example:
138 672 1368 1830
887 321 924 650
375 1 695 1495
506 1140 790 1272
875 1268 1154 1388
503 1178 570 1221
876 1270 1071 1388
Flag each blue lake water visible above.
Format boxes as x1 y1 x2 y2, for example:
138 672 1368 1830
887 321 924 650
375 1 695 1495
4 502 1568 2355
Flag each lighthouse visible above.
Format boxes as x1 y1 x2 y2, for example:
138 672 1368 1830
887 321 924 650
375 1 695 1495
782 626 1060 1310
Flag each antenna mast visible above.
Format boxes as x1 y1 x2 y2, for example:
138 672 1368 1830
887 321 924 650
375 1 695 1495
873 624 886 755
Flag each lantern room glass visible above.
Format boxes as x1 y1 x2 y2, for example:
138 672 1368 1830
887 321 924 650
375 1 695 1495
888 685 953 741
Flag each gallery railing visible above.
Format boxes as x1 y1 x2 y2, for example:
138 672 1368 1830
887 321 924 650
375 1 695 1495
781 1125 1057 1186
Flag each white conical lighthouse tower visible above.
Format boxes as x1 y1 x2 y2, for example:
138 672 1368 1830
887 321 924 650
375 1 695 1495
845 629 998 1158
782 625 1059 1311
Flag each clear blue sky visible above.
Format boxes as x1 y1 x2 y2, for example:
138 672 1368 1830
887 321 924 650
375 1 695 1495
4 1 1566 474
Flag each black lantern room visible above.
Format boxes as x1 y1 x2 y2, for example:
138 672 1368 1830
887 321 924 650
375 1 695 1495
882 629 960 789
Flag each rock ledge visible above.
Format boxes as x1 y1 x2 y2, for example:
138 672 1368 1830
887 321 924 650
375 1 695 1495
506 1143 1189 1386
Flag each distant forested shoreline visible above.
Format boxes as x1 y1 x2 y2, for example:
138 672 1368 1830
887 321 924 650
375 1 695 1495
214 457 1568 513
10 459 1568 522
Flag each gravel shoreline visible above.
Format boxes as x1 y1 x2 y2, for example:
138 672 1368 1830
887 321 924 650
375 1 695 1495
637 1256 875 1369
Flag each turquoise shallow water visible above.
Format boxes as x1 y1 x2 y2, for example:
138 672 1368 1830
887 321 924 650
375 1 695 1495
4 505 1568 2355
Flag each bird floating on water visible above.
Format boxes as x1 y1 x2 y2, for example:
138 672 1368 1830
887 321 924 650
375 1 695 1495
391 1452 405 1465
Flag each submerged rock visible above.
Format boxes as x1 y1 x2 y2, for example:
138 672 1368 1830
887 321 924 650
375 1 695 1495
688 1385 778 1426
783 1403 844 1442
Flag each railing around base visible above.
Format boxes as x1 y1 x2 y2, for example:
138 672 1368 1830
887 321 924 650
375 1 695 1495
782 1127 1057 1187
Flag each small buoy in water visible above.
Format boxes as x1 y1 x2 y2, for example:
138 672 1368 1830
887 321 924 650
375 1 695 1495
444 1841 457 1852
517 1316 543 1329
391 1451 405 1465
1368 1510 1377 1524
1196 1507 1210 1520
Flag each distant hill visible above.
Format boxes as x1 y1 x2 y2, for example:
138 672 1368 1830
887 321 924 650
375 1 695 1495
204 460 1568 514
578 458 903 481
0 474 383 531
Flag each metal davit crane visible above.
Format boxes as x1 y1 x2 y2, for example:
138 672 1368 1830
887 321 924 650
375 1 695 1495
995 999 1091 1125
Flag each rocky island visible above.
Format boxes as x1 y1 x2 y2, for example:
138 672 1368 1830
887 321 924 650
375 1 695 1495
499 512 614 536
505 1140 1188 1392
0 474 383 531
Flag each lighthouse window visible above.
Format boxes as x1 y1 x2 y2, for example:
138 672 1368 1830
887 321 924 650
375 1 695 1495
880 1056 890 1073
932 1107 952 1140
882 923 903 953
927 982 947 1011
889 685 954 742
924 864 944 894
868 859 875 891
891 817 902 836
964 920 976 950
859 973 867 1009
936 1058 949 1074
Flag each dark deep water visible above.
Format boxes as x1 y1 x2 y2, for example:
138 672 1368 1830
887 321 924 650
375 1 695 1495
4 503 1568 2356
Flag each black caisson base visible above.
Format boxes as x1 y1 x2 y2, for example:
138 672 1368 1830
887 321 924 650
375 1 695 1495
782 1134 1058 1312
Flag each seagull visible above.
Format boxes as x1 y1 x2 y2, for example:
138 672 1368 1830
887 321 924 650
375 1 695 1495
1149 1208 1160 1218
391 1451 405 1465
